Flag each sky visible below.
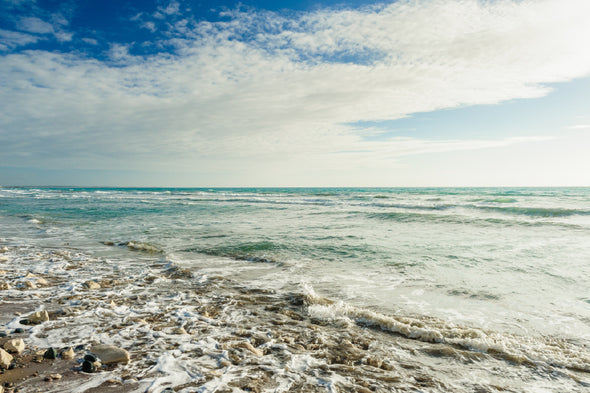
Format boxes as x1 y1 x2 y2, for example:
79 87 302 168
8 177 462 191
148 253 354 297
0 0 589 187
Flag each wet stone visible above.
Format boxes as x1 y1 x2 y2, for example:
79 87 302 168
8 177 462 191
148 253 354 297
43 347 58 359
4 339 25 354
60 347 75 359
27 310 49 324
82 360 96 373
84 354 98 362
89 344 130 365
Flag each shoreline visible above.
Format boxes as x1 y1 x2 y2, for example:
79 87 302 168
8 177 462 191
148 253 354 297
1 236 589 392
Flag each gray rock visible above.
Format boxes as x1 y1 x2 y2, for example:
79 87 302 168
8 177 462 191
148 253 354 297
89 344 130 364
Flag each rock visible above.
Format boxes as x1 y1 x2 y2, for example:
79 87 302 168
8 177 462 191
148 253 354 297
0 270 6 275
4 339 25 354
173 327 187 335
0 348 13 369
84 281 101 290
37 277 49 286
60 347 75 359
0 256 8 263
89 345 130 364
234 342 263 357
84 354 98 362
0 282 11 290
0 246 8 253
27 310 49 324
25 281 37 289
13 328 24 334
43 347 58 359
25 272 37 278
82 359 101 373
0 382 3 392
45 373 62 381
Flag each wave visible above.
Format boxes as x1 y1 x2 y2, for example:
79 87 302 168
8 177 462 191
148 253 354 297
302 285 590 374
477 205 590 218
102 241 163 253
366 210 588 230
182 241 286 265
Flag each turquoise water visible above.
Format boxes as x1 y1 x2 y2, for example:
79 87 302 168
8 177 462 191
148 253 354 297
1 187 589 392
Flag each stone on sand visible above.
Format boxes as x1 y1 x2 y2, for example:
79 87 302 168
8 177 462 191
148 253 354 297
28 310 50 324
84 280 101 290
4 338 25 354
60 347 75 359
25 280 37 289
89 344 130 364
0 348 13 369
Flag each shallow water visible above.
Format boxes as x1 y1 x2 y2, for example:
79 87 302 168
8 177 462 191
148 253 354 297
0 187 589 392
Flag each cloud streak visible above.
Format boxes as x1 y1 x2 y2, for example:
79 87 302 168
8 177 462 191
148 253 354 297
1 0 589 183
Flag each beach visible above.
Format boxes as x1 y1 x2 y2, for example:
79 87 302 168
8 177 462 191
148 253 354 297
1 187 589 392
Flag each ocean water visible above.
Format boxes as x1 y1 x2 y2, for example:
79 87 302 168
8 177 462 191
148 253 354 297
0 187 589 392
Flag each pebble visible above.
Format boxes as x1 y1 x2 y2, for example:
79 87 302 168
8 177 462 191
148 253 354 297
24 281 37 289
44 373 62 381
0 348 13 369
36 278 48 286
4 339 25 355
84 354 98 362
27 311 49 324
13 328 24 334
60 347 75 360
173 327 187 335
0 246 7 253
82 359 101 373
89 345 130 364
0 282 10 290
43 347 58 359
84 281 101 290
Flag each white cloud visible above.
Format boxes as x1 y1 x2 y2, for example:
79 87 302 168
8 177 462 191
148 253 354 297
141 21 157 32
81 37 98 45
0 28 42 50
17 16 54 34
1 0 590 185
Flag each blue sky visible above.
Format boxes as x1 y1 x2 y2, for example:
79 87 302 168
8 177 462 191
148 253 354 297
1 0 589 187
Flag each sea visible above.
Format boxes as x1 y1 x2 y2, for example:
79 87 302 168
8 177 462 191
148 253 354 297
0 187 589 392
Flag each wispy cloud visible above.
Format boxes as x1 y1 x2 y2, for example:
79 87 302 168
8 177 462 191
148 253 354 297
17 16 54 34
1 0 589 180
0 29 42 51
